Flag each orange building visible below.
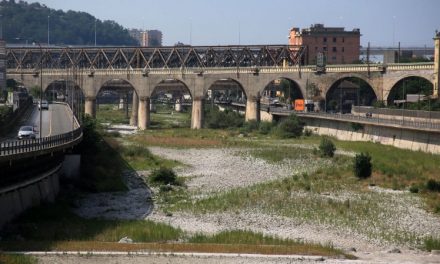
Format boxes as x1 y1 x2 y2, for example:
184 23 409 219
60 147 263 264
289 24 361 65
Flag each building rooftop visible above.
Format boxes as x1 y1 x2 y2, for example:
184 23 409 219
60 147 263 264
295 24 360 36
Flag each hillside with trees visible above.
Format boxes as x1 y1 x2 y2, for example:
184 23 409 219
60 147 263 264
0 0 138 46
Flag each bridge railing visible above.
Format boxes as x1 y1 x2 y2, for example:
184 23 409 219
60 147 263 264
294 111 440 131
0 127 82 159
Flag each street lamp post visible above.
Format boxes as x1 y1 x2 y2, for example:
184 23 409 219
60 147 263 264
402 80 406 125
47 15 50 46
94 19 97 46
34 41 43 138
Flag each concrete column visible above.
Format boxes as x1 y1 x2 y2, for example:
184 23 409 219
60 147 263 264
434 32 440 98
175 99 182 112
191 97 204 129
130 92 139 126
138 97 150 130
119 95 125 109
245 96 260 122
84 97 96 118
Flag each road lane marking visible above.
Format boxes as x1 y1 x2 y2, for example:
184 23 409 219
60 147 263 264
48 106 53 137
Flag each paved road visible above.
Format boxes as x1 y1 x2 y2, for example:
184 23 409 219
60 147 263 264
1 103 76 141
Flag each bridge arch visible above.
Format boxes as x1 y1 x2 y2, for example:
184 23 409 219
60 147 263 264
95 79 139 125
386 75 434 106
149 78 193 128
260 77 304 107
326 76 378 113
205 78 247 104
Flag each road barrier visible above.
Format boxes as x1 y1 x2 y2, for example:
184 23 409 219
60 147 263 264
0 127 82 161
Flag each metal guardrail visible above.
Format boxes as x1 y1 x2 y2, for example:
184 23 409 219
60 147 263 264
268 108 440 132
0 127 82 158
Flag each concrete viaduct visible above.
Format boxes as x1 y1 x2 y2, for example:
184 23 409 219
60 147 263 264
6 35 440 129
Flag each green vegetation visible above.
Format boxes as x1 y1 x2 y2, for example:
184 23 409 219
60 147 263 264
188 230 349 257
204 106 244 129
353 152 372 179
150 167 179 186
273 114 304 138
0 199 348 257
426 179 440 192
1 201 182 243
96 105 130 124
0 254 37 264
424 237 440 251
1 1 137 46
318 137 336 158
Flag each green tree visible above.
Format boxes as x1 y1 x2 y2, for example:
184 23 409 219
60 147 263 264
353 152 372 179
318 137 336 158
0 0 138 46
274 114 304 138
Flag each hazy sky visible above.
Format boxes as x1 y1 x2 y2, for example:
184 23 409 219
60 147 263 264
25 0 440 47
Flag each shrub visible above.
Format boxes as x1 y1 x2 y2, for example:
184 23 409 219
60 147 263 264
204 106 244 129
274 114 304 138
258 121 274 135
304 128 313 137
241 120 260 133
318 137 336 158
350 122 364 131
123 145 151 157
150 167 177 185
353 152 372 179
426 179 440 192
409 185 419 193
424 236 440 251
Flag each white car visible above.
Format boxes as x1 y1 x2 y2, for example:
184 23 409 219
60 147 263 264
38 100 49 110
17 126 36 140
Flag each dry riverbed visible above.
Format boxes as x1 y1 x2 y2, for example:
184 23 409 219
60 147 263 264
73 146 440 263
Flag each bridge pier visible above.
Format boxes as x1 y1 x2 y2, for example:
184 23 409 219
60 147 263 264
434 31 440 98
138 97 150 130
245 96 260 122
85 97 96 118
191 97 204 129
130 92 139 126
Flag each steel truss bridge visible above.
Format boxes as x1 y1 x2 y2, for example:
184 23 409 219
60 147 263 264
6 45 306 70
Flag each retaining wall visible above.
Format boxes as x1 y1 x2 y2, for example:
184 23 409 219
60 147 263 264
0 164 61 229
303 117 440 154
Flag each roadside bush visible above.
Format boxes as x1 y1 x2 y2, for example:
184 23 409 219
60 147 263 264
150 167 177 185
274 114 304 138
426 179 440 192
318 137 336 158
353 152 372 179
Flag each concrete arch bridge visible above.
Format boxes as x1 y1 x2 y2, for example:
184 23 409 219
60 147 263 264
6 44 439 129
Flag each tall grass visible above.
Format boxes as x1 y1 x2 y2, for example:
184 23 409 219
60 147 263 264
120 144 180 170
424 237 440 251
0 254 37 264
2 201 182 243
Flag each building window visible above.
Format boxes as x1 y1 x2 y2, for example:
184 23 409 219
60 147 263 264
332 47 337 52
315 46 318 51
323 37 327 43
332 56 337 61
333 37 337 43
342 47 345 52
342 37 345 43
323 47 327 51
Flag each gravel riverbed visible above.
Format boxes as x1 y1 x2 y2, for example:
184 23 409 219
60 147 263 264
73 146 440 263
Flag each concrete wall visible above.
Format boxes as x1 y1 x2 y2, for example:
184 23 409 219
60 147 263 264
302 117 440 154
0 165 61 229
